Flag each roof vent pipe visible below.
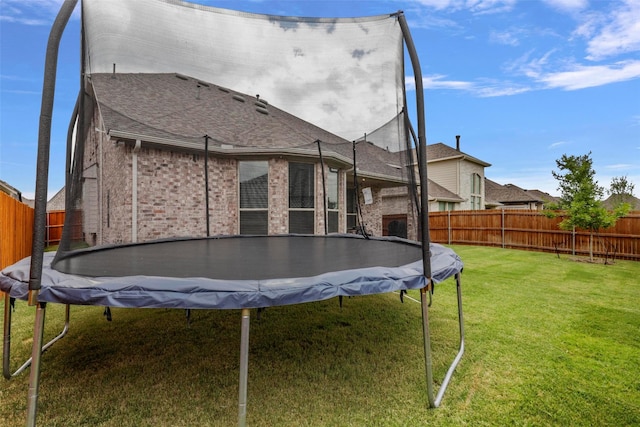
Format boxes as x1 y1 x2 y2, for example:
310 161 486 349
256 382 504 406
456 135 460 151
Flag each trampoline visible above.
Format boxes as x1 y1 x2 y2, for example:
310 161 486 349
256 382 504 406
2 1 466 426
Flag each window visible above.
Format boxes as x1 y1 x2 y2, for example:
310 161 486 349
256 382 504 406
289 162 315 233
438 201 456 211
470 173 482 210
239 161 268 234
327 168 339 233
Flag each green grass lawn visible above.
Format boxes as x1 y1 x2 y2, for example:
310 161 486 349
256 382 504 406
1 246 639 426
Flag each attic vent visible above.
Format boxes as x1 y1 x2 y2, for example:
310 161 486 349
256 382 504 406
218 87 230 93
257 98 269 105
197 81 210 87
254 101 268 108
232 94 246 102
256 107 269 115
175 74 188 80
221 144 234 149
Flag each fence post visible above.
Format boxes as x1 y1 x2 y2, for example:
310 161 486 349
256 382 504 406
501 209 505 248
448 210 451 245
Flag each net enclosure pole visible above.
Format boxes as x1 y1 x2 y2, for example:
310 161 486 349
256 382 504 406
25 3 78 427
397 10 465 408
28 0 79 305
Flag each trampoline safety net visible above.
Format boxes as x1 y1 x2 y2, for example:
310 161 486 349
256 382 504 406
56 0 420 263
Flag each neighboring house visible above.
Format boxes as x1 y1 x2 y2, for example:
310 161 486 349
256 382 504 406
385 140 491 212
602 194 640 210
424 142 491 211
524 189 560 208
79 73 414 245
484 179 545 210
47 187 66 211
1 179 23 202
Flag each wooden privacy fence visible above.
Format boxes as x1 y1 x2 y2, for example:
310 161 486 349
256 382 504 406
1 191 34 270
46 210 65 248
429 209 640 261
0 193 67 270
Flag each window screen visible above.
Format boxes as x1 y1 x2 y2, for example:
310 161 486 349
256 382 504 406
289 163 315 233
240 161 268 234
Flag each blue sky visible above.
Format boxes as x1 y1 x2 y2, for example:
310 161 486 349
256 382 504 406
1 0 639 199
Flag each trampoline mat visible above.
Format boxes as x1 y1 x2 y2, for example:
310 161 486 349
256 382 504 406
1 235 463 309
52 234 423 279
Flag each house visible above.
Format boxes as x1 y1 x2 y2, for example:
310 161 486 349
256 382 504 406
78 73 416 245
484 179 545 210
602 194 640 210
382 138 491 214
47 187 65 211
524 189 560 208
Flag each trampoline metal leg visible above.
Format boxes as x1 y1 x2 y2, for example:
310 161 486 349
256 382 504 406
26 302 47 427
422 272 465 408
3 293 13 380
238 308 250 427
3 295 70 380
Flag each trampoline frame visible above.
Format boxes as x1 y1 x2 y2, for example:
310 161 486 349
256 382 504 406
2 1 466 426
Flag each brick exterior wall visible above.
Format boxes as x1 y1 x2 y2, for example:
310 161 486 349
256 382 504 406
359 186 382 236
268 158 288 234
85 124 388 244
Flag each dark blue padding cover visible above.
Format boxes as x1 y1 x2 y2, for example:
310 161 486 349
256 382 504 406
1 236 462 309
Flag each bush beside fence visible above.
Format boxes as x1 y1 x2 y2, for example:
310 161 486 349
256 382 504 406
429 209 640 261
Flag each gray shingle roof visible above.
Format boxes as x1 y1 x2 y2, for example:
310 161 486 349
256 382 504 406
485 178 543 204
90 73 408 185
524 189 560 204
426 143 491 167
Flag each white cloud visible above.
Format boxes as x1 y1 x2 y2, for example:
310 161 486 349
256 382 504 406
604 163 638 170
542 0 589 13
585 0 640 60
490 29 520 46
549 141 569 149
537 59 640 90
419 74 474 90
473 82 530 97
407 74 530 97
412 0 516 14
0 0 78 25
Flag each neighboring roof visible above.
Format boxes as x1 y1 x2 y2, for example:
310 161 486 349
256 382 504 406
485 178 543 204
0 179 23 201
602 194 640 210
427 179 464 202
426 143 491 167
90 73 407 186
525 189 560 204
47 187 66 211
381 179 464 203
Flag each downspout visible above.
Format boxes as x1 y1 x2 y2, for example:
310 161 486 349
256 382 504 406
132 140 141 242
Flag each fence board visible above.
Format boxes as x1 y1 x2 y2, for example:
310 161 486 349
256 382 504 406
46 210 66 247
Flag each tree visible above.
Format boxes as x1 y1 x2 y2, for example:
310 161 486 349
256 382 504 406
548 152 630 262
608 175 635 207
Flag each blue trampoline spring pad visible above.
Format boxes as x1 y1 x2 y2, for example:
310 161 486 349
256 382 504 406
1 235 463 310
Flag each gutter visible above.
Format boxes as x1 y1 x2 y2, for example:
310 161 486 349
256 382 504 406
109 129 409 186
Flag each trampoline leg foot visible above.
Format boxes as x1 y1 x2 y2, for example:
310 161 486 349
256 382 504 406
238 308 250 427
